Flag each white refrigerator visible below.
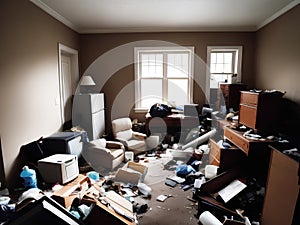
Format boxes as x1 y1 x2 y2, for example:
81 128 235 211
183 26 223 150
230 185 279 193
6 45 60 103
73 93 105 141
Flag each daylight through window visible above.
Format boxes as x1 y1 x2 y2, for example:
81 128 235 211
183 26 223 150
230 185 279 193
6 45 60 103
134 47 194 111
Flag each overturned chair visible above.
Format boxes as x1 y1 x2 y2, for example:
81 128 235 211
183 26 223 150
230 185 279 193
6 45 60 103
112 117 148 155
82 138 125 171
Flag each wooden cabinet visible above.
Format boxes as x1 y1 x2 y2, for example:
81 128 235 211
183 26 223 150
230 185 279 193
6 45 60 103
224 126 273 184
261 147 299 225
209 138 246 173
219 83 247 112
238 91 284 132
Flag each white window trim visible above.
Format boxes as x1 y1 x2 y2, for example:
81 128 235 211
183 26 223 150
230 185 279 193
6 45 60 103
134 46 194 112
206 46 243 102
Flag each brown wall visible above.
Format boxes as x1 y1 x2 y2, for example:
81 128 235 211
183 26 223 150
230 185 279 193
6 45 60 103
79 32 255 134
255 5 300 146
255 5 300 103
0 0 79 189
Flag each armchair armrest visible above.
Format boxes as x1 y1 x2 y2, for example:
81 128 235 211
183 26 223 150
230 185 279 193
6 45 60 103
89 146 111 154
115 137 128 146
106 141 124 150
132 131 147 140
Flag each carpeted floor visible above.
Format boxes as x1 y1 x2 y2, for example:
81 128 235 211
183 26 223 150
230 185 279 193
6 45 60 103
134 155 200 225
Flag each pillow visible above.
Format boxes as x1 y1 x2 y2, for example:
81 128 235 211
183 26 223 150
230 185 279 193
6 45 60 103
89 138 106 148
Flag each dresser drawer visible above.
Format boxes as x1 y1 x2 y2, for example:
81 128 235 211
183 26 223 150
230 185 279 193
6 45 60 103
209 139 221 166
239 104 257 129
224 128 249 154
240 91 258 105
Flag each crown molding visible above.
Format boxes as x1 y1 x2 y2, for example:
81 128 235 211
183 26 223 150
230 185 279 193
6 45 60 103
30 0 80 32
257 0 300 30
31 0 300 34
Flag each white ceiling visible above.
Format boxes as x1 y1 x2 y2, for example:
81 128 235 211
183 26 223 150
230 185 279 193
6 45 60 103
31 0 299 33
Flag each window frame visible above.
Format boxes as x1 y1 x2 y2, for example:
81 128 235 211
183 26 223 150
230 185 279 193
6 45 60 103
206 46 243 102
134 46 194 112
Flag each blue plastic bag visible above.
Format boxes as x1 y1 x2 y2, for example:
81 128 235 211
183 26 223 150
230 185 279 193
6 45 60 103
176 164 196 177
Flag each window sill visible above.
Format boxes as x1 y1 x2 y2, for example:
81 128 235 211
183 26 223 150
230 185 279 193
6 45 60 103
134 108 148 113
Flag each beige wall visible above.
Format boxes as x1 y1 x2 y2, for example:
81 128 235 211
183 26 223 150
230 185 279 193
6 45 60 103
79 32 255 133
255 5 300 103
255 4 300 146
0 0 79 189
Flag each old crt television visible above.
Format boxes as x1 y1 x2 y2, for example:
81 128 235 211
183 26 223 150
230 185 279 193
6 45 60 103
42 132 84 158
38 154 79 184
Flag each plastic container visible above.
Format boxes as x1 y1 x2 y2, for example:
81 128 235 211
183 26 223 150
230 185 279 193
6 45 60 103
20 166 37 189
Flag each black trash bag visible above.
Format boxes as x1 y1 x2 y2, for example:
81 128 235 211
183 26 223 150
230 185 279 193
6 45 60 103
149 103 172 118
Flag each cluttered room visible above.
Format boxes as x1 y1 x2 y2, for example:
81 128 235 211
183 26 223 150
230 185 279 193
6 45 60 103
1 1 300 225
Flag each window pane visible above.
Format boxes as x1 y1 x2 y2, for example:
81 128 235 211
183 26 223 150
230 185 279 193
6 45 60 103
224 53 232 64
167 53 189 78
223 63 232 73
217 53 223 63
168 79 188 105
141 53 163 78
211 53 216 64
210 63 216 73
141 79 163 108
216 64 223 73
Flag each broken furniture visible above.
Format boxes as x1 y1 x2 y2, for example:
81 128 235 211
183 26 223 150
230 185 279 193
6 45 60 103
261 146 299 225
84 190 136 225
51 174 137 225
51 174 91 209
82 138 125 170
224 126 275 184
112 117 148 155
145 112 200 136
7 195 85 225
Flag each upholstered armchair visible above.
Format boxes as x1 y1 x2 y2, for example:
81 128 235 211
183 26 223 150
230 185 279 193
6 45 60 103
82 138 125 170
111 117 148 155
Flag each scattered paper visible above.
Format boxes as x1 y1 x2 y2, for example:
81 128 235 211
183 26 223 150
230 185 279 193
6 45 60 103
168 175 185 183
194 177 206 189
218 179 247 203
156 194 168 202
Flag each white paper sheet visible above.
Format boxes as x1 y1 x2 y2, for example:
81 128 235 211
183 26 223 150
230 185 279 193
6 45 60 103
218 179 247 203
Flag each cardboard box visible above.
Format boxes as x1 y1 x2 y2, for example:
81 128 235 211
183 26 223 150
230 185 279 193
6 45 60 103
51 174 90 209
114 161 147 184
84 191 135 225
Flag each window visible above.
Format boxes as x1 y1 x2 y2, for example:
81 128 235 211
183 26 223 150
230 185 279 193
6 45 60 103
206 46 242 102
134 47 194 111
208 47 242 88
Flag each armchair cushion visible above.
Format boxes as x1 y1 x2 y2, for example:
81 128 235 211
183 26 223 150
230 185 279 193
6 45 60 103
89 138 106 148
112 117 148 154
116 129 133 141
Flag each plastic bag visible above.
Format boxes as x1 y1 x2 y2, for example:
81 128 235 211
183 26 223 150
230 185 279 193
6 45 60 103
176 164 196 177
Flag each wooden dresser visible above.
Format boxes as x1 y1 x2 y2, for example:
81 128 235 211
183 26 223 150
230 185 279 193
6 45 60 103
238 91 284 132
223 126 274 184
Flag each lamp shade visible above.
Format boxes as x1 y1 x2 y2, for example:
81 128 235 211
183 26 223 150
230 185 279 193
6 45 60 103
80 75 96 86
